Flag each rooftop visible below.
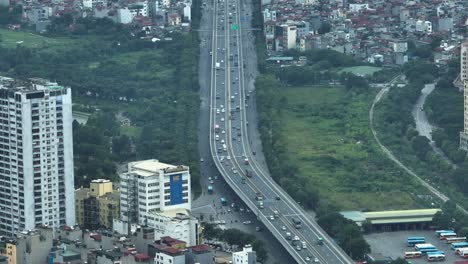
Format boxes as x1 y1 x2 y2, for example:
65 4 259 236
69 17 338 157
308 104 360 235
128 159 188 176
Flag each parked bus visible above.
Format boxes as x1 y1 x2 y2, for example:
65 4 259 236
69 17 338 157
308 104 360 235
420 248 439 255
427 253 445 262
455 247 468 255
207 185 213 194
220 197 227 206
407 239 426 247
415 244 435 251
408 236 426 241
446 237 466 244
435 230 454 235
404 251 422 259
439 232 457 240
451 242 468 250
460 249 468 258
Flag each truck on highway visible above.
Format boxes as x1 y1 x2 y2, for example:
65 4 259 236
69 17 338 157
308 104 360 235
292 217 301 229
258 201 264 209
255 192 264 201
207 185 213 194
214 124 220 133
216 62 220 69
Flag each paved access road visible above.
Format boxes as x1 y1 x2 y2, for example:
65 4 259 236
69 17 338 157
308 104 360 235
206 0 354 263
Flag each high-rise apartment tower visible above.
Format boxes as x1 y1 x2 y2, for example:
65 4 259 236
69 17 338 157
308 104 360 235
0 77 75 237
460 41 468 151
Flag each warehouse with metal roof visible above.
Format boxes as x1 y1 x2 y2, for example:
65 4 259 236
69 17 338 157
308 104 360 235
341 209 441 231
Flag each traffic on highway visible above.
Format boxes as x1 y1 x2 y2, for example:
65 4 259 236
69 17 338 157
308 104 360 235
206 0 354 263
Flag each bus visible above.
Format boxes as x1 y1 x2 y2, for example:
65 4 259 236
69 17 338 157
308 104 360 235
439 232 457 240
427 253 445 262
455 247 468 255
407 239 426 247
207 185 213 194
220 197 227 206
435 230 453 235
292 218 301 229
404 251 422 259
452 242 468 250
460 249 468 258
415 244 435 251
408 236 426 241
446 237 466 244
420 248 439 255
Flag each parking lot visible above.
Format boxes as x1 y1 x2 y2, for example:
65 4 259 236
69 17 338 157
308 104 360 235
365 230 465 263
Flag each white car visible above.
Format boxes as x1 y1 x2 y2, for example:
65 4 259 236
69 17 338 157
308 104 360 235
293 236 299 241
227 156 231 160
269 215 274 221
281 226 286 231
221 108 225 113
314 258 319 263
221 139 225 144
305 257 311 262
221 118 225 122
243 221 251 225
222 130 225 134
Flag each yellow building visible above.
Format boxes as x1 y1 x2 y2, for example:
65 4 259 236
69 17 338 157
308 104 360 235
75 179 120 229
1 241 16 264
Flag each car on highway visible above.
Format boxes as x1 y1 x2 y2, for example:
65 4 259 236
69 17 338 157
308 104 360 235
200 158 204 162
232 169 238 174
296 246 301 251
305 257 311 262
314 257 319 263
242 221 251 225
281 226 286 231
221 130 225 134
269 215 274 221
221 117 225 122
227 155 231 160
293 235 299 241
210 180 214 184
208 177 212 181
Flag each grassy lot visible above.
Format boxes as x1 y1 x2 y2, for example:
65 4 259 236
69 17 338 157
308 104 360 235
278 85 423 210
339 66 382 76
0 28 75 49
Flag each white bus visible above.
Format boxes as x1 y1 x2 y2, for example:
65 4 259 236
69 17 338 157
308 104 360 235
404 251 422 259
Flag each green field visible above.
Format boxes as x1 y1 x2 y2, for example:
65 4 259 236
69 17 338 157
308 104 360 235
339 66 382 76
278 86 420 210
0 28 75 48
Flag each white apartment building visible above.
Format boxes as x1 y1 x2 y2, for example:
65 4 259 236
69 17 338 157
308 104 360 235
461 41 468 151
232 245 257 264
147 209 198 246
0 77 75 237
154 248 185 264
120 159 191 226
282 24 297 50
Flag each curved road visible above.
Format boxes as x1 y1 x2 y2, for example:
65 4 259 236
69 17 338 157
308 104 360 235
369 77 467 215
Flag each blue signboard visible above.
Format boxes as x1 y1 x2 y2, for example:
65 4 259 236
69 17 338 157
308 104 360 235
170 174 183 205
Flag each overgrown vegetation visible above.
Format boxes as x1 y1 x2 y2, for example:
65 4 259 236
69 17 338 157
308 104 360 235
0 14 201 191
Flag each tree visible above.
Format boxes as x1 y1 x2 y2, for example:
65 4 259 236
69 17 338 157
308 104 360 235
318 22 331 34
411 136 431 159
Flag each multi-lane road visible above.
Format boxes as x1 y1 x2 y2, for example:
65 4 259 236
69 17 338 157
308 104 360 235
205 0 355 263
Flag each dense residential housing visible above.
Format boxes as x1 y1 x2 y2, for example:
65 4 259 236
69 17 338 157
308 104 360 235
75 179 120 229
260 0 467 66
17 0 194 33
0 76 75 237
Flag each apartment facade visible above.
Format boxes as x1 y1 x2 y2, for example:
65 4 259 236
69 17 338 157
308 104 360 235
0 77 75 237
232 245 257 264
460 41 468 151
75 179 120 229
120 159 191 226
147 209 199 246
